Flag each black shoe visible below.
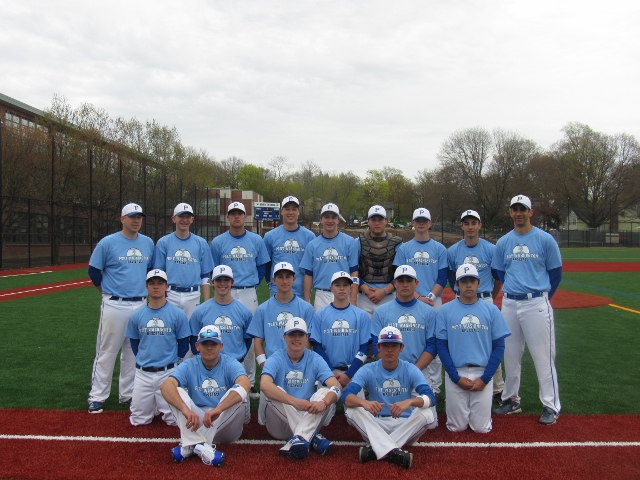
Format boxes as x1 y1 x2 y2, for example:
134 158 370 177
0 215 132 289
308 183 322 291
387 448 413 469
359 446 376 463
493 392 503 407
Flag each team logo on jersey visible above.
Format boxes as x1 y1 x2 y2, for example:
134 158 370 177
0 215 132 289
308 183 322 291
390 314 424 333
275 238 304 254
375 378 408 397
120 247 149 263
222 246 253 261
323 319 358 336
139 317 172 335
285 370 308 388
406 250 437 266
506 244 538 261
314 247 347 263
214 315 241 333
461 255 489 270
452 314 488 332
196 378 228 397
168 249 198 265
268 311 295 329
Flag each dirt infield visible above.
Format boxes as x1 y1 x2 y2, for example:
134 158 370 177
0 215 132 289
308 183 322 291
0 410 638 480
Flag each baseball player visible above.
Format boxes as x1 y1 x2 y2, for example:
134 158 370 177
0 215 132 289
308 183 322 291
447 209 504 405
393 207 448 396
436 264 511 433
260 317 342 459
210 201 270 392
160 325 251 466
300 203 359 310
189 266 253 364
263 195 316 298
87 203 154 413
491 195 562 425
371 265 438 426
125 269 191 426
343 326 437 469
309 271 371 388
355 205 402 317
154 202 214 320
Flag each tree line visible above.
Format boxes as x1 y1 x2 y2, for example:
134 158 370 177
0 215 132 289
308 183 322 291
3 95 640 236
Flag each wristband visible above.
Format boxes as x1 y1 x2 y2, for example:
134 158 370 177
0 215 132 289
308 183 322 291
256 354 267 365
329 385 342 401
230 384 248 402
201 277 210 285
420 394 432 408
426 292 436 301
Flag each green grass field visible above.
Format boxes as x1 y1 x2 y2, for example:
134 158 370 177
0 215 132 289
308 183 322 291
1 249 639 415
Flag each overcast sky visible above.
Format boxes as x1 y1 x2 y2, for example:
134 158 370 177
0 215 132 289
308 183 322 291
2 0 639 180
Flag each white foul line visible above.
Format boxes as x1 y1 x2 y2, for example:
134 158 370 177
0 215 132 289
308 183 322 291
0 280 91 298
0 434 638 448
0 271 53 278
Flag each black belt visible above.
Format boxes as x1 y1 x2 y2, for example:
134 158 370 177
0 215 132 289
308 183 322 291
316 288 331 292
136 363 175 372
170 285 199 292
109 296 144 302
504 292 544 300
376 414 393 418
232 285 256 290
478 292 492 298
333 366 348 372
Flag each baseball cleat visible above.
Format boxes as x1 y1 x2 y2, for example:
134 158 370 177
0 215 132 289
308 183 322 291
194 443 224 466
492 398 521 415
539 407 559 425
171 444 195 463
359 446 377 463
493 391 503 407
88 401 104 414
310 433 333 456
279 435 310 459
387 448 413 469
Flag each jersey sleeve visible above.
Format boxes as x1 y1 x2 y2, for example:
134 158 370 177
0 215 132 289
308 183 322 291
200 237 215 276
247 307 265 339
256 236 270 266
154 237 168 270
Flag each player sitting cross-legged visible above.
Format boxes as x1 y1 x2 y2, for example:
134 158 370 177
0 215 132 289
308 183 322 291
259 317 342 459
160 325 250 467
343 326 437 469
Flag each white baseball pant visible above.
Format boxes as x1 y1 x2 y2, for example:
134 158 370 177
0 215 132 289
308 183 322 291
481 295 504 394
89 296 145 403
501 294 560 413
424 295 443 395
169 387 249 447
231 287 258 387
312 289 333 311
167 289 201 360
444 366 493 433
260 387 336 441
357 291 395 318
345 405 434 459
130 367 177 426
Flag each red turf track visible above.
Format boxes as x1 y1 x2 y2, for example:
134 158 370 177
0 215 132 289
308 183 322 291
0 410 638 480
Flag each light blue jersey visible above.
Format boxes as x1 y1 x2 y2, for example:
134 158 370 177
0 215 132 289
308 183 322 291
247 296 315 358
154 233 214 288
299 233 359 289
261 348 334 400
170 354 247 409
309 304 370 369
436 299 510 367
345 359 433 418
210 231 270 287
189 299 253 361
393 238 447 297
89 232 154 298
264 225 316 296
448 239 496 294
371 299 437 363
491 227 562 294
126 301 190 367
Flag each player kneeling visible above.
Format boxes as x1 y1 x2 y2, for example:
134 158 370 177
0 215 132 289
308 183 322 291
160 325 250 466
259 318 342 459
343 326 437 469
436 264 510 433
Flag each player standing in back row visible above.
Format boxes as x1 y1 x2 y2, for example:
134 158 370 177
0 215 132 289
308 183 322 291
155 203 214 320
447 209 504 405
491 195 562 425
264 196 315 298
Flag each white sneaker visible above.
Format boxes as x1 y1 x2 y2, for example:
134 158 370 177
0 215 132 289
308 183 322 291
194 443 224 466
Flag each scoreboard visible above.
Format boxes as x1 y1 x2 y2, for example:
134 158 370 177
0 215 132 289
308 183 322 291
254 202 281 220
